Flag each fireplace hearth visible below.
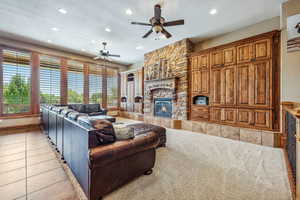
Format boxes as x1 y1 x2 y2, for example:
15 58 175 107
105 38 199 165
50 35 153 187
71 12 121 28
154 98 172 118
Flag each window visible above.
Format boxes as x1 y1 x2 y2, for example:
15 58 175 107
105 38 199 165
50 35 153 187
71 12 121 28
107 68 119 107
89 64 103 104
40 55 61 105
67 60 84 104
1 49 31 114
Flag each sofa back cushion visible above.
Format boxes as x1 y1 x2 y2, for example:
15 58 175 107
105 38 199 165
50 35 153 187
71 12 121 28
69 104 86 113
85 104 100 113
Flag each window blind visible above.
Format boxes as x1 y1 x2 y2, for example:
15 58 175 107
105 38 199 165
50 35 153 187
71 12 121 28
89 64 103 104
40 55 61 105
106 68 118 107
2 49 31 114
67 60 84 104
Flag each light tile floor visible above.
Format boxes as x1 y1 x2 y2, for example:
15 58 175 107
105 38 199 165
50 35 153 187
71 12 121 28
0 131 78 200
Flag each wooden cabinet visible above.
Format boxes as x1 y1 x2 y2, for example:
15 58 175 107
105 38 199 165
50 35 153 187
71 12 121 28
191 106 209 121
190 53 210 95
189 31 280 131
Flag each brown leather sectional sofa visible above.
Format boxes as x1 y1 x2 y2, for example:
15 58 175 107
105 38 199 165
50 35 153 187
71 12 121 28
41 105 165 200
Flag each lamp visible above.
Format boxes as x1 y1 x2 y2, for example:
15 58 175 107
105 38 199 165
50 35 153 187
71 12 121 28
153 25 163 33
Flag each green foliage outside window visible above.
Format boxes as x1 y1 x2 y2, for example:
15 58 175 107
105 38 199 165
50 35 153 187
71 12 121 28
3 74 30 113
68 89 83 104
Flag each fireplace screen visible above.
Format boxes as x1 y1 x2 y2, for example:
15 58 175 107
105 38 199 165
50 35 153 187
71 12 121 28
154 98 172 118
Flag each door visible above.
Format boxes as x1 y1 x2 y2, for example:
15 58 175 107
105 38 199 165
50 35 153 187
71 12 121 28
210 68 222 105
211 50 223 68
237 43 253 64
252 60 271 107
253 38 271 61
220 66 236 105
223 47 236 66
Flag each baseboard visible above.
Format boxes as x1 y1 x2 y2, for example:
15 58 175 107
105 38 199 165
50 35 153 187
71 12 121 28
0 124 41 135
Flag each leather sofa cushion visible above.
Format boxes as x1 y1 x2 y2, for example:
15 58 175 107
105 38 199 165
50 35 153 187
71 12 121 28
89 131 159 168
85 104 100 113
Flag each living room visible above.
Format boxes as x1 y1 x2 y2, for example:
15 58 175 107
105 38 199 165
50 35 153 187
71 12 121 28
0 0 300 200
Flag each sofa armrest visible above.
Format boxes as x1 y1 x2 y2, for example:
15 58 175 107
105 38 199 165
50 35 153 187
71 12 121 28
89 131 159 168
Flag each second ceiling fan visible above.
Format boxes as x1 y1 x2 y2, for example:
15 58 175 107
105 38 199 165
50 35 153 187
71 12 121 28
131 4 184 39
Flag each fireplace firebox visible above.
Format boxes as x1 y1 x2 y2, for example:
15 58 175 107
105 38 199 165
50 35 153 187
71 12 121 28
154 98 172 118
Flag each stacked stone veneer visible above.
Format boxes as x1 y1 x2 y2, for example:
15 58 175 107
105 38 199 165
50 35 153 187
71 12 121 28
143 39 193 120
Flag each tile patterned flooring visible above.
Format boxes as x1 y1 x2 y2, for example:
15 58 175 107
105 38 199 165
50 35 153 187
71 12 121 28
0 131 78 200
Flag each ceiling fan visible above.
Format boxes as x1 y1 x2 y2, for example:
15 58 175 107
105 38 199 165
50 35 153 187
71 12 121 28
93 42 120 60
131 4 184 39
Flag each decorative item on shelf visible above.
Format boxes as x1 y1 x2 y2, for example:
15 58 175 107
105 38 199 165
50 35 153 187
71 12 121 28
193 96 209 105
134 96 143 103
121 97 127 102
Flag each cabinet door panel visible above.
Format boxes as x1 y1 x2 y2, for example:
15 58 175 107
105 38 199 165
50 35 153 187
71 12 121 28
191 106 209 121
221 66 236 105
221 108 237 124
199 54 209 70
237 109 253 126
237 63 254 106
254 39 271 61
210 107 221 122
211 69 221 105
223 47 236 66
191 70 199 93
201 70 209 94
253 60 271 107
211 50 223 68
254 110 271 129
237 43 253 64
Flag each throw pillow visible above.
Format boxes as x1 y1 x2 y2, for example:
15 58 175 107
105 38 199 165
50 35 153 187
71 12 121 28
113 124 135 140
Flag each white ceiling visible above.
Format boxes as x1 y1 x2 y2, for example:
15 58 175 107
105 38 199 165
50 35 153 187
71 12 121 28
0 0 285 64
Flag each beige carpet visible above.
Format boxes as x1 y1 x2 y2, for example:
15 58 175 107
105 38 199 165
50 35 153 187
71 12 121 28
104 119 292 200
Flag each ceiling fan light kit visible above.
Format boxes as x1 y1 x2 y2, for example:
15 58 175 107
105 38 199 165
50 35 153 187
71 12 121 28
131 4 184 39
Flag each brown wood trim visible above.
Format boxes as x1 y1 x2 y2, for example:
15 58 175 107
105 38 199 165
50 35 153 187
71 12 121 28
83 63 89 104
0 113 40 119
283 149 296 200
117 69 121 108
0 49 3 115
102 67 107 109
60 58 68 104
31 52 40 114
273 31 281 131
189 30 281 56
0 124 41 135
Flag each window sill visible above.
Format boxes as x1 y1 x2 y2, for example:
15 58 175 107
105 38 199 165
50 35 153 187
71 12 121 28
0 113 40 119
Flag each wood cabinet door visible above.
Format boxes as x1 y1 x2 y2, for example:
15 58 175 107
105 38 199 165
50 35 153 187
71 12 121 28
253 109 272 129
211 50 223 68
252 60 271 107
237 63 253 106
237 109 253 126
210 68 222 105
221 108 237 124
191 70 200 93
199 54 209 70
237 43 253 64
210 107 221 122
200 70 209 94
223 47 236 66
253 39 271 61
191 106 209 121
191 57 199 71
220 66 236 105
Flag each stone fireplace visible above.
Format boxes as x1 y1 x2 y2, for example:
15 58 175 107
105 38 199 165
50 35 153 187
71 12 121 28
143 39 193 120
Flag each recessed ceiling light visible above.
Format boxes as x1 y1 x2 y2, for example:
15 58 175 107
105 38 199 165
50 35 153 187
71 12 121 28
81 49 86 52
58 8 67 14
47 40 52 43
105 28 111 32
51 27 59 31
136 45 143 50
126 9 133 15
210 9 217 15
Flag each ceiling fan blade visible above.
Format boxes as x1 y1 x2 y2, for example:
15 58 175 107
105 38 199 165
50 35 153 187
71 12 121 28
163 19 184 26
154 4 161 19
108 54 121 57
143 29 153 38
131 22 152 26
161 28 172 38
